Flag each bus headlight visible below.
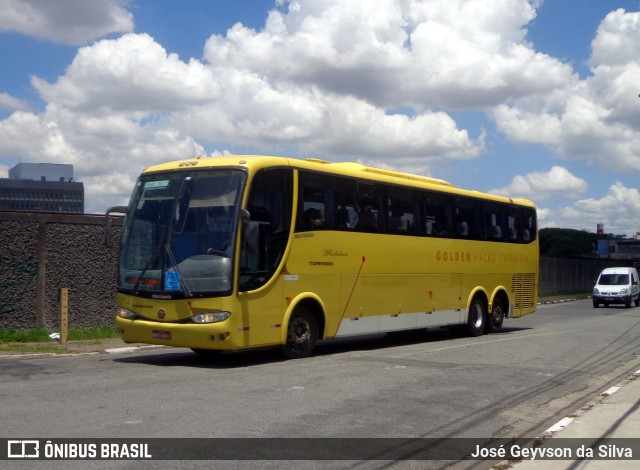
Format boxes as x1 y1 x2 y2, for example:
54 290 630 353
191 311 231 324
620 288 628 294
593 288 600 295
117 307 139 320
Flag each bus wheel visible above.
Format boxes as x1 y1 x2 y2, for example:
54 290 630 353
486 299 504 333
282 308 318 359
467 297 486 337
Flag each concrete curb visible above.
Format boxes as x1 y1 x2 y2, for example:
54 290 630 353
103 345 167 354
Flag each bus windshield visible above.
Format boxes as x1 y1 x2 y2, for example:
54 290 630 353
118 169 246 297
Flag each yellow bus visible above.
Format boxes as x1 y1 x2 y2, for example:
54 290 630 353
110 156 538 358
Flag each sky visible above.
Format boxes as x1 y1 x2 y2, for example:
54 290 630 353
1 0 640 236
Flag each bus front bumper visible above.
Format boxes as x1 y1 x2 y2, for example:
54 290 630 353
116 317 238 351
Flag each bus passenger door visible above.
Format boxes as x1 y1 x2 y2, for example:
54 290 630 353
237 168 293 347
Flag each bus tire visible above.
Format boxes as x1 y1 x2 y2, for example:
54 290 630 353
486 298 505 333
282 307 318 359
467 297 486 337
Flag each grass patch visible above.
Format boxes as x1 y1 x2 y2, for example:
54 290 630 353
0 343 71 354
0 328 51 343
0 325 118 343
67 325 118 341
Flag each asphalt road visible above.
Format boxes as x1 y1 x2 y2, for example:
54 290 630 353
2 299 640 469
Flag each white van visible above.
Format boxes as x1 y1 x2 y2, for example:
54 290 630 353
592 267 640 308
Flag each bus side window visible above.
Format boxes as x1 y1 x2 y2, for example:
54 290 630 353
485 204 506 241
508 207 536 243
359 182 382 230
454 200 479 239
296 172 338 231
335 178 360 230
386 187 418 234
523 209 536 242
423 193 452 237
508 213 518 241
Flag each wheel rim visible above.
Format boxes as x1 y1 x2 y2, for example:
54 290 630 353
470 302 483 329
288 316 311 350
492 304 504 325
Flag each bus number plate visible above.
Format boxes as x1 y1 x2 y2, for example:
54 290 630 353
152 330 171 340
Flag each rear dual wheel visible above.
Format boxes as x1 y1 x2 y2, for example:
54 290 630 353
468 296 504 336
486 298 505 333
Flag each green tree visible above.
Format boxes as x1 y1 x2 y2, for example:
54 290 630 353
539 228 613 257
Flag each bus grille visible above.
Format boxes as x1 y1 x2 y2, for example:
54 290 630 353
512 273 536 309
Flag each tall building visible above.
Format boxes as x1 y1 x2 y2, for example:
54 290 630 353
0 163 84 213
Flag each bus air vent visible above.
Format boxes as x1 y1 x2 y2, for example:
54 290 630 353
511 273 536 309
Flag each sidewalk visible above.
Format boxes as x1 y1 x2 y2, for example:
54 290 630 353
504 367 640 469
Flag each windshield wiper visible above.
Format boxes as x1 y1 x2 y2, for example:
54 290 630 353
132 238 165 296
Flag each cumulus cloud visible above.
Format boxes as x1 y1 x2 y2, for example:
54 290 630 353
0 0 133 45
490 166 588 201
205 0 572 109
0 0 638 230
0 106 206 209
0 92 30 112
539 182 640 236
492 8 640 174
32 34 220 113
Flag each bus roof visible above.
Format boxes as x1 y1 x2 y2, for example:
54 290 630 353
141 155 536 208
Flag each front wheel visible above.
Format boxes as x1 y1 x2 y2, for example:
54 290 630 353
282 308 318 359
467 297 486 337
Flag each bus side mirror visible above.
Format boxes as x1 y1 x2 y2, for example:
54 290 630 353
105 206 128 247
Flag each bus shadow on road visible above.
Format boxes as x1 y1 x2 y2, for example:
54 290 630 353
111 325 531 369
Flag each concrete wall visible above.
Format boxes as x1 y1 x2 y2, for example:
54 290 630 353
0 212 122 330
0 211 635 330
539 256 635 296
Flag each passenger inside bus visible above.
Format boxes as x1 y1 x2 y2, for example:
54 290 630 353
345 205 359 229
303 208 323 228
